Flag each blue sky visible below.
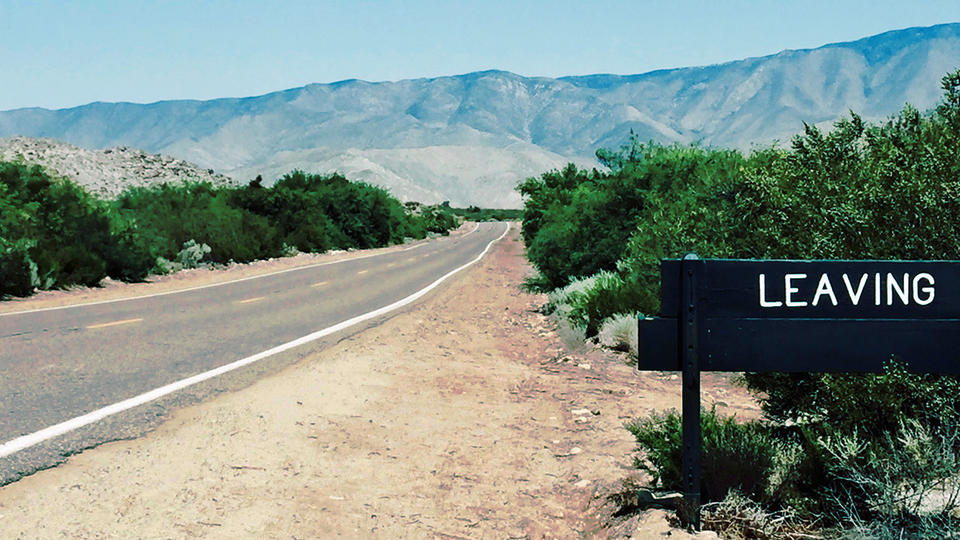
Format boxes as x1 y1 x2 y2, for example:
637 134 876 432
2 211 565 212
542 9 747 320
3 0 960 110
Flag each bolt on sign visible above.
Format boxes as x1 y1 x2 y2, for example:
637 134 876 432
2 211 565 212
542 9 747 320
637 255 960 528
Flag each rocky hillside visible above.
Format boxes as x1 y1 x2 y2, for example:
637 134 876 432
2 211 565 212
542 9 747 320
0 137 236 199
1 24 958 207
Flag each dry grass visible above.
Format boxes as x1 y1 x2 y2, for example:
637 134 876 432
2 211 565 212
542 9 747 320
701 491 823 540
598 312 638 358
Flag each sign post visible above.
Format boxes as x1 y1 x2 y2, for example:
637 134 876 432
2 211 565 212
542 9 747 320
679 254 702 527
638 255 960 529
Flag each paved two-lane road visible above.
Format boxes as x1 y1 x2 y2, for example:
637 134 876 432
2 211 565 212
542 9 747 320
0 221 509 484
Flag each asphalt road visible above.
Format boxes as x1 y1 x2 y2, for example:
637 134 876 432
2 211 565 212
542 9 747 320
0 221 509 484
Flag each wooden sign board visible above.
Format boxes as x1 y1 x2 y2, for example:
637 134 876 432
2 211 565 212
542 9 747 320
638 257 960 374
636 255 960 529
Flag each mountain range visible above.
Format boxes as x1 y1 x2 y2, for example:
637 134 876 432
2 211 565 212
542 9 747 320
2 23 959 207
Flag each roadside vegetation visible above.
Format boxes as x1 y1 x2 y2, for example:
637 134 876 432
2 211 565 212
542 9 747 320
519 70 960 536
0 169 460 299
445 205 522 222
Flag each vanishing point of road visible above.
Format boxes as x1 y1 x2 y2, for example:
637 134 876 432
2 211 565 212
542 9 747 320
0 222 509 484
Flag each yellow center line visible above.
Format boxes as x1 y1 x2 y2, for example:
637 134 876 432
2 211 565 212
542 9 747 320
311 281 329 288
356 269 369 275
236 296 265 304
405 257 417 263
86 318 143 330
385 262 396 268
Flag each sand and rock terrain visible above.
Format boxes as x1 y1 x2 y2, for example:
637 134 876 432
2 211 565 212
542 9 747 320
0 225 759 538
0 136 236 199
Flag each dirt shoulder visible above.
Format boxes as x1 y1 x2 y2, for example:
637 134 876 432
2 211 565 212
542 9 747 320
0 224 759 538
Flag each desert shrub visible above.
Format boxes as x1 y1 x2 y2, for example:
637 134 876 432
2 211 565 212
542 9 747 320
154 239 213 274
0 239 39 297
518 163 586 248
627 407 784 504
629 363 960 532
100 229 156 283
176 239 212 269
821 419 960 537
448 205 521 222
519 145 744 291
116 181 282 265
520 165 646 290
564 270 649 338
597 312 639 357
0 179 36 296
789 361 960 526
0 162 153 293
228 176 340 252
700 491 812 539
416 204 459 234
119 174 437 267
271 171 414 249
0 165 453 300
540 274 597 351
544 274 597 317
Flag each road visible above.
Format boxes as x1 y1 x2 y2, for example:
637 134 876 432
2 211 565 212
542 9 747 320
0 221 509 484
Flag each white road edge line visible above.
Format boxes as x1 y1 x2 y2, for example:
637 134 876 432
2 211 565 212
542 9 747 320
0 222 482 318
0 222 508 459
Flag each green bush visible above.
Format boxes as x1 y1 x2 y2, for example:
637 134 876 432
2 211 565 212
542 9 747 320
627 408 783 504
271 171 412 249
820 417 960 536
519 163 648 290
563 270 648 338
117 174 443 267
417 204 459 234
0 162 153 294
447 205 521 222
0 239 38 297
0 166 455 300
116 181 281 265
229 174 341 252
519 145 744 291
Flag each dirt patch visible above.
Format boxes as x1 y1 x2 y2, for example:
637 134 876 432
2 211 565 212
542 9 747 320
0 224 759 538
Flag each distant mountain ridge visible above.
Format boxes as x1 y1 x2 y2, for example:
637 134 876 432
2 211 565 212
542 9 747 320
1 23 958 207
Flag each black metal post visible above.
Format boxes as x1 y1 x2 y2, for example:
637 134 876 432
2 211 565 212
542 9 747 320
679 253 701 529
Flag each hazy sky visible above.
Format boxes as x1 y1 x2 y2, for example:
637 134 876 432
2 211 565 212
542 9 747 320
3 0 960 110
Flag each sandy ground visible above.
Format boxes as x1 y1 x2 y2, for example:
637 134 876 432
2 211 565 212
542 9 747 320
0 224 760 538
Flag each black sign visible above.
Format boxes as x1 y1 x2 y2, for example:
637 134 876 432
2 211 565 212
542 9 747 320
639 258 960 374
636 255 960 529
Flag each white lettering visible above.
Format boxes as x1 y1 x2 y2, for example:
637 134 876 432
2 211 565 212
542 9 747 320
913 273 935 305
887 273 909 305
784 274 807 307
758 270 936 309
875 273 881 306
842 273 868 305
758 274 782 307
812 273 838 306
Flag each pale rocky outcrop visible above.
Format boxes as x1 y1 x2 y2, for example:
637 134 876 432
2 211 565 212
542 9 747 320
0 136 236 199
